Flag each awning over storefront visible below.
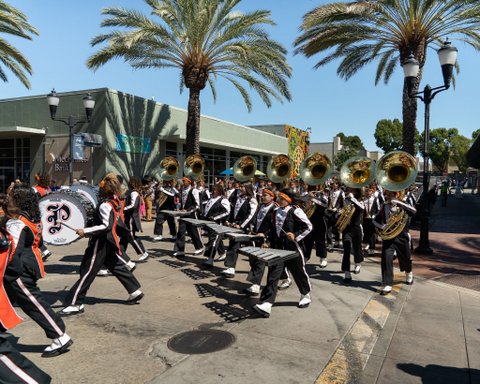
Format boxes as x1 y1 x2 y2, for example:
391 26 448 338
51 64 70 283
0 126 46 137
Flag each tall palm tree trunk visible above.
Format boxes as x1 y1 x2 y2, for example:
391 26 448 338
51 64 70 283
402 84 418 155
186 87 201 156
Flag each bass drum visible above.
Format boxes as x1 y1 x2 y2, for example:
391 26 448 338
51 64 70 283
69 184 98 208
39 192 95 246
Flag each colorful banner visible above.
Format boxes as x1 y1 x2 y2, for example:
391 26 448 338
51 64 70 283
284 125 310 178
115 134 151 154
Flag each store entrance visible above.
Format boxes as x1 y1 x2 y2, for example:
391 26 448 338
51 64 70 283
0 138 30 193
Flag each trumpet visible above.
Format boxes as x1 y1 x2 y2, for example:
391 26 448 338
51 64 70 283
159 156 179 181
184 154 205 180
233 155 257 182
267 154 292 183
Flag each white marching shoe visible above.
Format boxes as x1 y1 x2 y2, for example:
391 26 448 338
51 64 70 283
215 252 226 262
319 258 328 268
278 278 292 290
381 285 392 295
42 333 73 358
405 272 414 285
221 267 235 278
97 269 110 276
353 263 361 274
60 304 85 316
253 302 272 318
298 293 312 308
137 252 149 262
173 251 185 257
244 284 260 296
126 289 144 304
153 235 163 241
193 247 205 255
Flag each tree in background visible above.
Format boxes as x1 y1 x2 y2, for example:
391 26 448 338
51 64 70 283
0 1 38 88
87 0 291 155
294 0 480 156
472 129 480 141
374 119 403 153
333 132 364 170
450 135 471 174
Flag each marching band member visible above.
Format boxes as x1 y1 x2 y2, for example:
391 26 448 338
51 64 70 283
201 184 231 266
3 186 73 357
303 185 329 267
61 173 144 316
121 176 149 262
362 185 381 256
327 181 344 248
0 221 52 382
241 187 277 296
373 189 416 295
340 187 365 283
221 182 258 278
153 179 178 241
173 176 204 257
253 188 312 318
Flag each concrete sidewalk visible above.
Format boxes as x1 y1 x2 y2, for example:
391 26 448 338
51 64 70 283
5 194 480 384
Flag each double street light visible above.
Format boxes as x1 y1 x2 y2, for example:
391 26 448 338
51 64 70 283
402 40 458 254
46 89 96 185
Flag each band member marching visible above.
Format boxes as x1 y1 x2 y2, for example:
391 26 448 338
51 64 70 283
221 182 258 278
201 184 231 266
3 186 73 357
61 173 144 316
121 176 149 262
0 219 52 383
327 181 344 248
173 176 204 257
362 184 381 256
373 189 416 295
253 188 313 318
303 185 329 267
153 179 178 241
338 187 365 283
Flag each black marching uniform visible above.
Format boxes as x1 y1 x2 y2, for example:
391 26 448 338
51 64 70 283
304 193 329 261
121 190 146 256
327 188 344 246
63 198 141 307
362 192 381 252
174 186 203 253
373 196 416 287
259 205 312 305
341 193 365 273
223 195 258 269
202 195 231 258
4 215 67 341
154 186 178 238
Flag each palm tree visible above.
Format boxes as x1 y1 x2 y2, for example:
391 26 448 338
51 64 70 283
294 0 480 155
87 0 292 155
0 1 38 88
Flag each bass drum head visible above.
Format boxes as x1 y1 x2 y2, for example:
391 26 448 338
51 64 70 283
39 193 87 246
69 184 98 208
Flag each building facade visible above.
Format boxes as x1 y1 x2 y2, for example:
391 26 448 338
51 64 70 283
0 88 288 190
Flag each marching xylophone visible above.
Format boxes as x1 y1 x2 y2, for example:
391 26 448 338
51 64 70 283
237 246 299 266
224 232 265 243
160 210 192 217
180 217 214 227
204 223 243 235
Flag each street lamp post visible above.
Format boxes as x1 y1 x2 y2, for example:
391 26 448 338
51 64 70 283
402 41 458 254
46 89 95 185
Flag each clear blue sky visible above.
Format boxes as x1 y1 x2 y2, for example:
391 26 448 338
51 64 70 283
3 0 479 151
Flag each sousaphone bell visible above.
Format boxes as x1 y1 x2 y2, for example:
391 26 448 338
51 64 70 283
300 152 332 186
233 155 257 182
184 154 205 180
267 154 292 183
339 156 376 188
159 156 179 181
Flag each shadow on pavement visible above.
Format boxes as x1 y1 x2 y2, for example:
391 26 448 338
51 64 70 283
397 363 480 384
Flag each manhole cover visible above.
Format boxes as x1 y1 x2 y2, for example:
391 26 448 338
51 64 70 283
167 330 235 354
